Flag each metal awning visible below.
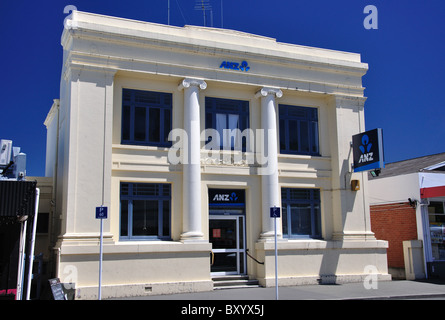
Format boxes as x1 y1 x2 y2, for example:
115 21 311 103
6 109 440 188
0 180 37 220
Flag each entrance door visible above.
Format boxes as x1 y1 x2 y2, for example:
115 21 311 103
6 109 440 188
209 215 246 275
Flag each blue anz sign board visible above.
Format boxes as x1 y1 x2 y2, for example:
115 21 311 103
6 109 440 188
219 60 250 72
352 128 385 173
209 189 245 207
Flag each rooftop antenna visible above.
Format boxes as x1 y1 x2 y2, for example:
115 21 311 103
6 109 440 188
168 0 170 25
194 0 212 27
221 0 223 28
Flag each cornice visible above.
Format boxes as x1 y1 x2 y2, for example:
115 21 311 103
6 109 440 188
63 23 368 77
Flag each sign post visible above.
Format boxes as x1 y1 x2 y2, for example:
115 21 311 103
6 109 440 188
96 206 107 300
270 206 280 300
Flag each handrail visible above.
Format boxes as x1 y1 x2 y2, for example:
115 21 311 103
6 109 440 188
246 249 264 265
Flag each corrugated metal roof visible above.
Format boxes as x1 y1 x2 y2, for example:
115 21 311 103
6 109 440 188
371 152 445 179
0 180 37 218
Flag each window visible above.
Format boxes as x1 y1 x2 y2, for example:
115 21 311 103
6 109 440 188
36 212 49 234
281 188 321 239
120 182 171 240
428 201 445 260
205 97 249 151
279 105 319 155
121 89 172 147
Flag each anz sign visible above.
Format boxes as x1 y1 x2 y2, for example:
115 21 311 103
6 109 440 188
352 128 385 173
209 189 245 208
219 60 250 72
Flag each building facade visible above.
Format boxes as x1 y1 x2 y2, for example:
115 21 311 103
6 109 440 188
369 153 445 280
44 11 390 299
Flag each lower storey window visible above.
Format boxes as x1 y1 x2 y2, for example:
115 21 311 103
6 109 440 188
281 188 321 239
120 182 171 240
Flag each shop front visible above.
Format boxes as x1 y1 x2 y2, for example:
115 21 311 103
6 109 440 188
422 179 445 277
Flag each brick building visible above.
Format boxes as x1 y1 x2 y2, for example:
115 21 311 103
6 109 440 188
369 153 445 279
370 203 417 276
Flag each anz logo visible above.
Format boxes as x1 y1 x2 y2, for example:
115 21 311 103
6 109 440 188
212 192 239 202
219 60 250 72
358 134 373 163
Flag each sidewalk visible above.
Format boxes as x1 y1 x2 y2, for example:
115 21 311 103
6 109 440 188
114 279 445 300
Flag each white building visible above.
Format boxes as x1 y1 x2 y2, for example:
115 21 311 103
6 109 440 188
44 11 390 299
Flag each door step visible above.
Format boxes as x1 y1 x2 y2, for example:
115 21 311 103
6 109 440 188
212 275 261 290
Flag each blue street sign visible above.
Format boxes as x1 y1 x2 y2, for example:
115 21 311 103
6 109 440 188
96 206 108 219
270 207 280 218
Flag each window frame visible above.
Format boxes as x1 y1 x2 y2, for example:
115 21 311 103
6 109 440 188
205 97 250 151
120 182 172 241
121 88 173 147
281 188 322 239
279 104 320 156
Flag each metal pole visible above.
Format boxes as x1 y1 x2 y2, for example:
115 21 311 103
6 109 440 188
98 217 103 300
16 218 27 300
274 216 278 300
26 188 40 300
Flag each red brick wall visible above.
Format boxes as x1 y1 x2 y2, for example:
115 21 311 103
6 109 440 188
370 203 418 268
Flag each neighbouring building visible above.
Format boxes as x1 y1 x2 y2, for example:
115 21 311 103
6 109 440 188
42 10 390 299
369 152 445 280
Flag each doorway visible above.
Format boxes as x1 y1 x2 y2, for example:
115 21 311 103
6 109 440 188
209 215 246 275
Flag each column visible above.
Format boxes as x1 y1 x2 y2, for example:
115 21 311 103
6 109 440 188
178 78 207 241
255 87 283 240
329 95 375 241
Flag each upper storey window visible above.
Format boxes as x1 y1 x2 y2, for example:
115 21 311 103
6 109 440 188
121 89 172 147
279 105 319 156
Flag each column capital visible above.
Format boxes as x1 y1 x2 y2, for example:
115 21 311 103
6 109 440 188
178 78 207 91
255 87 283 99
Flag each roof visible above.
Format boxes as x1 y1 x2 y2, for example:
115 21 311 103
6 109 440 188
372 152 445 179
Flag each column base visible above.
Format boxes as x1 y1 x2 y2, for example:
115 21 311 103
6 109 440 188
180 231 205 242
258 231 282 242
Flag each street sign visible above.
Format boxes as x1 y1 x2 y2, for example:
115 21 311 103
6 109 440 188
95 205 107 300
269 206 280 300
270 207 280 218
96 206 108 219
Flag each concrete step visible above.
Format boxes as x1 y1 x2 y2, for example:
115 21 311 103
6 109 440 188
212 275 261 290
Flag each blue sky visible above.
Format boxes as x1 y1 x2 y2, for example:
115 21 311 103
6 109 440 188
0 0 444 177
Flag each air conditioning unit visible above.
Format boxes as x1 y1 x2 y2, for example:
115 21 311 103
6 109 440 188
0 139 12 166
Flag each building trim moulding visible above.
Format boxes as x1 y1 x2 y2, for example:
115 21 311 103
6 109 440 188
65 50 366 98
57 239 212 255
